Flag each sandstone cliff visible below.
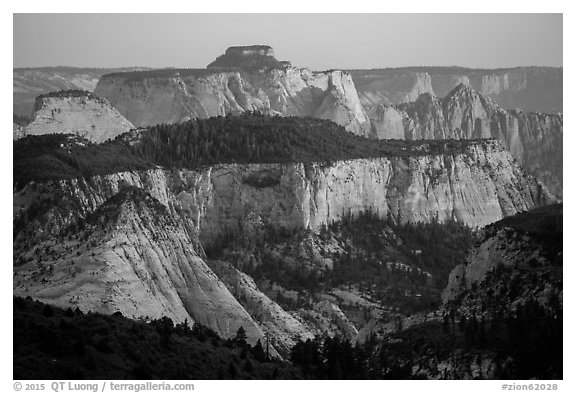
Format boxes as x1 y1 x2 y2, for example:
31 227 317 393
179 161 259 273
14 140 553 257
13 187 276 351
369 84 563 196
94 47 371 136
349 66 562 113
21 90 134 143
174 140 552 246
13 137 554 351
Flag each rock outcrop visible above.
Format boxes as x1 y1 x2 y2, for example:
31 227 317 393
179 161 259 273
368 105 405 139
207 45 291 70
365 203 563 380
94 47 371 136
175 140 552 245
21 90 134 143
442 203 562 312
14 139 553 259
349 66 562 114
13 187 275 351
13 136 555 351
369 84 563 196
352 71 435 109
206 260 315 356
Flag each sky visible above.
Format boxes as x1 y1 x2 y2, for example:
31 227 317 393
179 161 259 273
13 14 563 69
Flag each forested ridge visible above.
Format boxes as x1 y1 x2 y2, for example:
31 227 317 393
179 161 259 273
15 294 561 379
14 112 492 188
13 296 297 380
13 134 154 188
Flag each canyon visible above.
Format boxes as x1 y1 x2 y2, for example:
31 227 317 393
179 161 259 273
13 128 554 354
12 45 562 374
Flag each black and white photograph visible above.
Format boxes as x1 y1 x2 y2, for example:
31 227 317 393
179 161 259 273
7 5 569 387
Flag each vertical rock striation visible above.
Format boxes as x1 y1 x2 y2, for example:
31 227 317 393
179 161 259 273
14 140 553 254
349 66 562 114
94 47 372 136
13 187 277 352
369 84 563 196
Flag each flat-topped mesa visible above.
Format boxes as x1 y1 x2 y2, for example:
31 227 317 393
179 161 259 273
207 45 291 70
22 89 134 144
226 45 275 57
95 47 371 135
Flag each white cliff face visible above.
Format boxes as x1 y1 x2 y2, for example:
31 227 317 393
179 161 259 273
352 71 435 108
350 66 562 114
21 93 134 143
355 74 562 196
399 93 448 140
173 141 552 246
368 85 563 196
12 144 554 354
441 85 499 139
14 140 553 257
368 105 405 139
13 188 273 350
94 66 371 136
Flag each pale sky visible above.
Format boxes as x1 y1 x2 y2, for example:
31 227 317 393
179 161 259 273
13 14 563 69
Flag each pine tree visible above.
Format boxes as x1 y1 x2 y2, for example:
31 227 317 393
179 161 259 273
235 326 247 346
252 339 266 362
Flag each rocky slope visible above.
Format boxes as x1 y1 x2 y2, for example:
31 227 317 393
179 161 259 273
13 67 151 117
349 66 562 113
359 204 563 379
94 46 371 136
13 187 275 352
206 260 316 356
442 203 562 311
369 84 563 196
20 90 134 143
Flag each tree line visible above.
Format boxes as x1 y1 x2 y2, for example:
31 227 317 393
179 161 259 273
14 112 488 188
